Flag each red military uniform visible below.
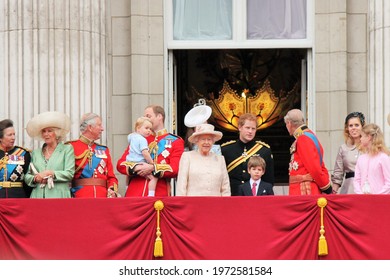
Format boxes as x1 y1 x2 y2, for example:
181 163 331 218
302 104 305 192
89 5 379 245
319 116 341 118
68 136 118 198
288 125 331 195
117 129 184 197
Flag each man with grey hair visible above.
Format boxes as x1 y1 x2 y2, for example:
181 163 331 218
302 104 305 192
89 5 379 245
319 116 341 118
68 113 118 198
284 109 332 195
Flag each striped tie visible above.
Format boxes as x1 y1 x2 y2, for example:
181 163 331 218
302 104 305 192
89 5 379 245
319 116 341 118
252 182 257 196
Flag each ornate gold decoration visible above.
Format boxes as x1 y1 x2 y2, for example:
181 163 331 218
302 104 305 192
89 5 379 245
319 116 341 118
317 197 328 256
0 154 9 172
154 200 164 257
201 80 298 132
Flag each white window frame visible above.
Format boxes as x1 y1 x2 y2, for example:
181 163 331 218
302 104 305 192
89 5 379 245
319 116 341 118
163 0 316 131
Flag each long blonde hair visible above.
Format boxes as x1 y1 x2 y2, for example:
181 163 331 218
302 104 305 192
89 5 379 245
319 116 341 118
360 123 389 156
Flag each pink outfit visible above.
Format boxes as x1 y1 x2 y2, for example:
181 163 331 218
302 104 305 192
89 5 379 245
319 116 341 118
354 152 390 194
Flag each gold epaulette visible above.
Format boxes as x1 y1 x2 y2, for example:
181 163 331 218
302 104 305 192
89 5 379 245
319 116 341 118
120 161 139 169
221 140 236 147
15 145 32 153
256 140 270 149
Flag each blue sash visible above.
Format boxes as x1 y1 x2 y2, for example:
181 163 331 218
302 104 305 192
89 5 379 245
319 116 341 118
80 146 107 178
152 135 178 160
0 148 26 180
303 132 323 165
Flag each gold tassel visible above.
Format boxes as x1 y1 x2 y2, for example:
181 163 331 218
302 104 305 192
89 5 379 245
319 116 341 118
317 197 328 256
154 200 164 257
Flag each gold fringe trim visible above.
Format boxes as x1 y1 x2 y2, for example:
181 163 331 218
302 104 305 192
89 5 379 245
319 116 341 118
120 162 173 176
74 149 94 172
154 200 164 257
317 197 328 256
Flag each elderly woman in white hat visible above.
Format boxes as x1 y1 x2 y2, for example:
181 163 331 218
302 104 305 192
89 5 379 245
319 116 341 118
176 123 230 196
24 111 75 198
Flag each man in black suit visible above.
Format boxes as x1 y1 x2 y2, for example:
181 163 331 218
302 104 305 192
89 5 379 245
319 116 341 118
238 155 274 196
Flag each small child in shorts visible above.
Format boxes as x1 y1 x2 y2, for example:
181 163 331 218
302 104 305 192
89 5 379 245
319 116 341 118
126 117 157 196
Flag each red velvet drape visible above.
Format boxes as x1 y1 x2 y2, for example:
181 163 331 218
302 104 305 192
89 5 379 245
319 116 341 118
0 195 389 260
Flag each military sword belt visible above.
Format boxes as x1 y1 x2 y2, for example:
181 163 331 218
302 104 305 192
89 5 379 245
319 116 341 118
73 178 107 187
0 181 23 188
289 174 313 184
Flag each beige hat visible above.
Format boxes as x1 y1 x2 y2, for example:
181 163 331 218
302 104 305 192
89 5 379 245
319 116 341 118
26 111 71 139
188 123 223 144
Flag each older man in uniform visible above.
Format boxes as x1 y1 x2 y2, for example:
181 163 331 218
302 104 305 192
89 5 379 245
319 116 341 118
117 105 184 197
284 109 332 195
221 113 274 196
68 113 118 198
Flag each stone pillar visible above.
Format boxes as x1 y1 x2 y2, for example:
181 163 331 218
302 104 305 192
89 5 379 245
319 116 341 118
369 0 390 143
0 0 107 148
108 0 165 192
315 0 348 169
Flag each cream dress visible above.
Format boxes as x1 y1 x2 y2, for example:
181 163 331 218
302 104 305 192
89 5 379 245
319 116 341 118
176 150 231 196
331 143 360 194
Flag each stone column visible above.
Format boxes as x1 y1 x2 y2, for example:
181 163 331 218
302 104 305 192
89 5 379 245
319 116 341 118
315 0 348 169
0 0 107 148
369 0 390 142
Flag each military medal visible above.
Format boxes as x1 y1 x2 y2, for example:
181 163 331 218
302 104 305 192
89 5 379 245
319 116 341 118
8 155 24 164
16 165 23 174
290 141 296 154
10 173 18 181
288 154 299 171
95 149 107 159
161 149 170 158
165 139 172 148
242 147 247 157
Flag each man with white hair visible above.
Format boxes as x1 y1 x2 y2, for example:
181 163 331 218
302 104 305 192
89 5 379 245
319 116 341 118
284 109 332 195
68 113 118 198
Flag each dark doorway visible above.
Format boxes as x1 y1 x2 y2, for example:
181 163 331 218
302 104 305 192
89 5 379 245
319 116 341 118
174 49 306 183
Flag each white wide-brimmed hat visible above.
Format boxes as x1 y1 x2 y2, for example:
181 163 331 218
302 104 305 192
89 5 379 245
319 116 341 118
184 105 212 128
188 123 223 144
26 111 71 139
